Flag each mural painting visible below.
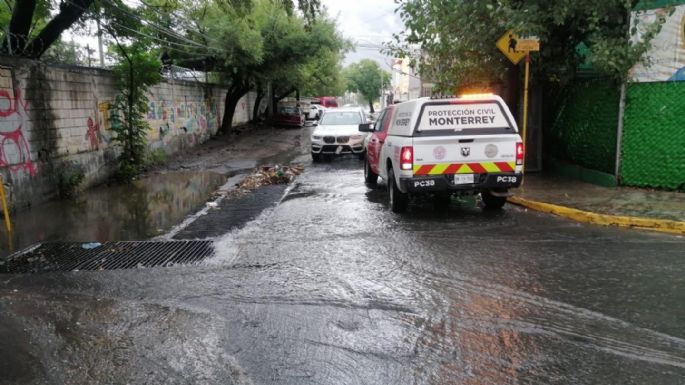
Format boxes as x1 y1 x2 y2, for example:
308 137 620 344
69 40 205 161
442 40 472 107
144 95 219 147
0 89 37 177
630 5 685 82
85 117 101 150
93 102 113 147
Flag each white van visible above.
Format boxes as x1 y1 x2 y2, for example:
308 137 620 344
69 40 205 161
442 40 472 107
360 94 524 212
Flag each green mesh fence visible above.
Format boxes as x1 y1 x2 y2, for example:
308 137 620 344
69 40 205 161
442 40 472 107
621 82 685 189
550 78 619 174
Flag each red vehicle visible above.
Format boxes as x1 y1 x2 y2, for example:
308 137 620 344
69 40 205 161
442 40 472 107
275 106 304 128
364 105 394 179
314 96 338 108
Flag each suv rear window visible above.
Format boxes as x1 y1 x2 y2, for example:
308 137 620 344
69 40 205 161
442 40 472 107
320 111 362 125
414 101 514 136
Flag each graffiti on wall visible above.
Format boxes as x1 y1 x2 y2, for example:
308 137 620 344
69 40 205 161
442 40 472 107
88 92 223 153
630 5 685 82
0 89 37 177
85 117 101 150
146 96 219 146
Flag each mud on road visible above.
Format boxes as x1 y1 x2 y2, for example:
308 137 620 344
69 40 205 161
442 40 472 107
148 124 310 176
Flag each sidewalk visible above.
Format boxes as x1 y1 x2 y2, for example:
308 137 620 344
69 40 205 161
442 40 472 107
509 174 685 234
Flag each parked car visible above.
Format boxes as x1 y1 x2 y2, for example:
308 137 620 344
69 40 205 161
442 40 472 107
275 106 305 128
310 107 368 162
360 94 524 212
306 104 325 120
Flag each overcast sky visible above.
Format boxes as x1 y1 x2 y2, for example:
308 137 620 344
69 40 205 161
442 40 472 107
320 0 406 70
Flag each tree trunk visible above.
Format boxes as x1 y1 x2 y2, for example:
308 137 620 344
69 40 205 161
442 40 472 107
252 90 264 122
221 88 248 134
23 0 94 58
368 99 374 113
127 61 135 162
271 86 296 114
1 0 37 54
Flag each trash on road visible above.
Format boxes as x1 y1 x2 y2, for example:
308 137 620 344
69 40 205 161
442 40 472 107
228 164 304 197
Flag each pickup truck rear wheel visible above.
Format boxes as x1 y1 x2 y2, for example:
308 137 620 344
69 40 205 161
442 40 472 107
388 167 408 213
481 191 506 210
364 156 378 184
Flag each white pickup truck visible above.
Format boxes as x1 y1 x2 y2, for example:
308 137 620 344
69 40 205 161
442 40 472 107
360 94 524 212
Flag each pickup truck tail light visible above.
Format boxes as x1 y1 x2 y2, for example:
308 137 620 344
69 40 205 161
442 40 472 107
400 146 413 170
516 142 524 166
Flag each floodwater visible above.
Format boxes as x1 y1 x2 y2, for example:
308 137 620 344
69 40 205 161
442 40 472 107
0 171 226 256
1 159 685 384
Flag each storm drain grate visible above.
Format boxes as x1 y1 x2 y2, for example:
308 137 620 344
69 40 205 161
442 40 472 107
1 240 215 274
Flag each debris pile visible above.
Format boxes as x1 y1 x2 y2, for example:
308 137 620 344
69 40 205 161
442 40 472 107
231 164 304 195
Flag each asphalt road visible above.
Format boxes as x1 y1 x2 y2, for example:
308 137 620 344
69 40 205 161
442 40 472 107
1 159 685 384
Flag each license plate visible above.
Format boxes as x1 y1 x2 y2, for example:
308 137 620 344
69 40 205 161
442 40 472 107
454 174 474 184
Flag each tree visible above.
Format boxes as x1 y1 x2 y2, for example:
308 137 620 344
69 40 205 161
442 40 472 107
41 39 88 65
343 59 390 113
256 9 349 117
387 0 668 91
108 41 162 179
1 0 95 58
174 0 347 133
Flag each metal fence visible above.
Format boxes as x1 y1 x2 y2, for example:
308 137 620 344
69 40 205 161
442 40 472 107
621 81 685 189
550 77 620 175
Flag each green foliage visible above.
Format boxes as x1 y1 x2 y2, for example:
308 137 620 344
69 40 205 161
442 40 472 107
343 59 390 112
0 0 53 43
387 0 670 91
55 162 85 199
145 148 168 167
41 39 88 65
241 1 349 98
109 41 161 181
166 0 349 131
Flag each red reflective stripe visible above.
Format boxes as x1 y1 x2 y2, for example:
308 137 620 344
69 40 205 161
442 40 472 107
495 162 514 172
467 163 487 174
415 165 434 175
444 163 461 174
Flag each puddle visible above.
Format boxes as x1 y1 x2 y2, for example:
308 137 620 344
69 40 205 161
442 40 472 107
0 171 226 257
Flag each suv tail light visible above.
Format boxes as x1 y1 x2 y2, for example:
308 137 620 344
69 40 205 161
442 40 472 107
516 142 524 166
400 146 413 170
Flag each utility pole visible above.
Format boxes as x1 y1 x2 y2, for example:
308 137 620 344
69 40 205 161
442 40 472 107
97 19 105 66
86 44 95 67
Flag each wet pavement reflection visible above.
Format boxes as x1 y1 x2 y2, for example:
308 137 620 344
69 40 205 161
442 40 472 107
0 171 225 257
1 159 684 384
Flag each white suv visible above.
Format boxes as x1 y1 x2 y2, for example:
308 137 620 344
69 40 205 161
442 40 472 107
311 107 368 162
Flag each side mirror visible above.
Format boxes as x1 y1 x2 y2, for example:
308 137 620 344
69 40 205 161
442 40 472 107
358 123 374 132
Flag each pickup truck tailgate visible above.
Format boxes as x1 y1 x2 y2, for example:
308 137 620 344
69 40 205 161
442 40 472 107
412 135 518 175
409 99 520 176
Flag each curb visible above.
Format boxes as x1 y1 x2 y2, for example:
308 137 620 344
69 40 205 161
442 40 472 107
507 196 685 236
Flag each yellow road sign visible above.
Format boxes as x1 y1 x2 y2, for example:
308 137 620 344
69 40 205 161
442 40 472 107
496 30 526 64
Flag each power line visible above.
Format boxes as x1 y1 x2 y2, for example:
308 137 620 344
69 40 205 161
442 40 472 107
97 0 218 52
66 0 221 55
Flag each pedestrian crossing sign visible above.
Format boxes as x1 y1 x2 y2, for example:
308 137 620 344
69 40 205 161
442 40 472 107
496 30 526 65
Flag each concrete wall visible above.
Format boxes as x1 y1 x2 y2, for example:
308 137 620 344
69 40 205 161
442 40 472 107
0 57 255 208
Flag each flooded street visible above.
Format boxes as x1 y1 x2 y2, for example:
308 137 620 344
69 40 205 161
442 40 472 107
1 159 685 384
0 172 226 257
